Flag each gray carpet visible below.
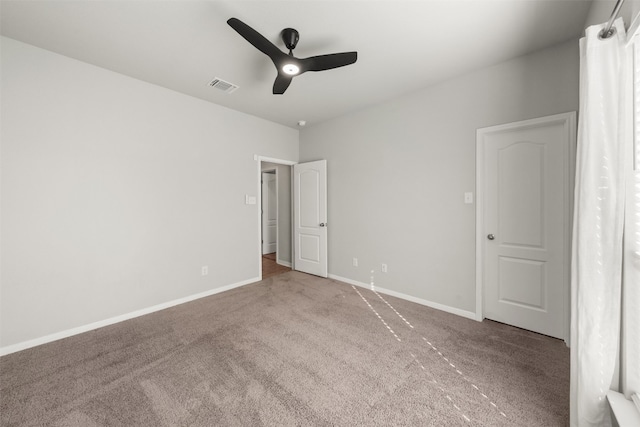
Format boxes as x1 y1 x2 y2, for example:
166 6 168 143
0 271 569 426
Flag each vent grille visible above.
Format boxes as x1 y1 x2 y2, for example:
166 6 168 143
208 78 239 93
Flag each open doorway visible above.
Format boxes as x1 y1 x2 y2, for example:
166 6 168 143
256 156 328 280
261 169 277 255
260 161 292 279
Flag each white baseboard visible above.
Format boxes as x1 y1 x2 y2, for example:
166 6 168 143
0 276 261 357
276 259 292 268
328 274 477 321
2 274 477 356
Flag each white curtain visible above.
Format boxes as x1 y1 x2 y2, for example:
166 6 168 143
571 19 628 427
622 30 640 405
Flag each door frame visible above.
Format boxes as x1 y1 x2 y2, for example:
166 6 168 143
255 155 297 280
474 112 576 345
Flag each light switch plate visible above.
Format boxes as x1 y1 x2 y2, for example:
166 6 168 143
245 195 257 205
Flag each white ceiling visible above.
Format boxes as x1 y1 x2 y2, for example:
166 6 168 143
1 0 592 128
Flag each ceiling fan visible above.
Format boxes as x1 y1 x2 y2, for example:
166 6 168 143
227 18 358 95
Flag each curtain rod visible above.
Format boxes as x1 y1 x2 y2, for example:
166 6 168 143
600 0 625 39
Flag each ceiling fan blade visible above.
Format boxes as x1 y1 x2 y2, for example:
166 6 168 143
301 52 358 72
227 18 284 62
273 73 293 95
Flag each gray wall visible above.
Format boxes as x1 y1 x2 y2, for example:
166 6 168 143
584 0 640 29
299 39 580 314
0 37 298 349
261 162 292 265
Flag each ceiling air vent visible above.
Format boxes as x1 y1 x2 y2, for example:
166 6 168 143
208 77 239 93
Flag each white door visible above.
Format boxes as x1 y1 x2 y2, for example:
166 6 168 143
261 172 277 254
293 160 327 277
477 112 575 340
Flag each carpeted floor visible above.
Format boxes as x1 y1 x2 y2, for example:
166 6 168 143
0 272 569 426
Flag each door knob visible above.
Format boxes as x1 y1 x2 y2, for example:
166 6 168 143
319 223 326 227
487 234 495 240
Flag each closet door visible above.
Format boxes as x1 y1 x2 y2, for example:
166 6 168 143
477 113 575 340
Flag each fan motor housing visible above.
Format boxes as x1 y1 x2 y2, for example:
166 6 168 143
281 28 299 51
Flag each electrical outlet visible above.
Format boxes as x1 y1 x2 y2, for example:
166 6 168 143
353 258 358 267
202 266 208 276
464 192 473 204
381 263 388 273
